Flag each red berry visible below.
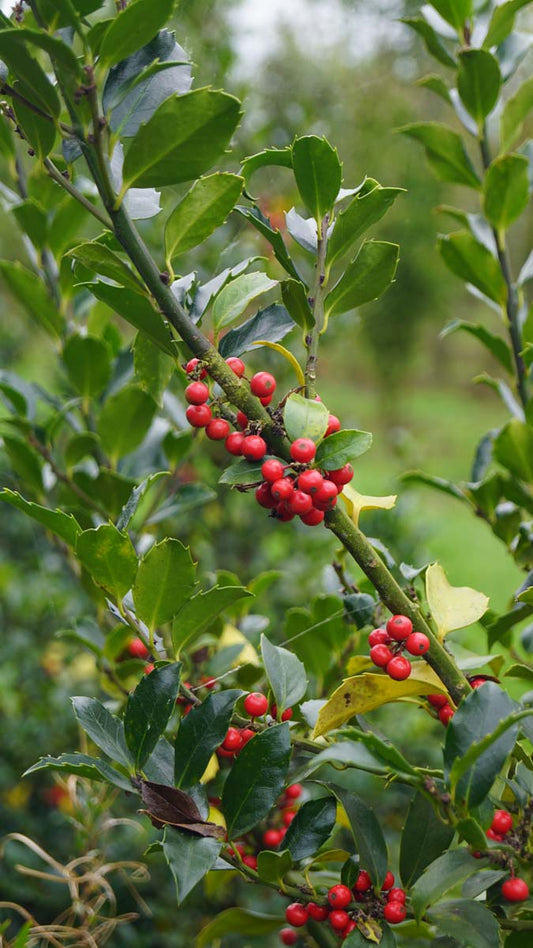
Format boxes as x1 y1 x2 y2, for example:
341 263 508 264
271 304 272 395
260 393 273 406
427 693 448 709
313 479 338 510
328 884 352 909
329 910 350 932
287 490 313 515
144 663 155 675
285 784 302 800
185 357 207 379
242 854 257 870
502 878 529 902
387 655 412 680
370 644 394 668
439 705 455 726
226 356 245 377
387 888 406 904
326 464 354 487
271 477 295 502
405 632 430 656
229 842 246 858
470 676 488 688
200 675 216 689
486 828 504 842
368 628 389 647
297 469 324 495
240 728 256 745
281 707 293 721
185 381 209 404
217 745 235 758
386 614 413 641
206 418 230 440
276 503 296 522
263 828 283 848
222 727 243 752
176 681 192 705
283 809 297 826
279 929 298 946
256 482 278 509
127 637 149 659
384 902 406 924
325 414 341 436
251 371 276 397
290 438 316 463
243 692 268 716
382 871 395 891
343 920 357 937
300 508 325 526
242 435 267 461
491 810 513 835
285 903 308 927
225 431 245 455
354 870 372 892
262 458 285 482
186 403 212 427
236 410 248 430
307 902 329 921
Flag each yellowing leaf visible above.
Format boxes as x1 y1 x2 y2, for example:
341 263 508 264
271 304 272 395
251 340 305 386
342 483 397 526
336 803 350 829
200 753 219 784
312 665 447 738
346 655 374 675
357 918 382 944
425 562 489 640
208 805 226 830
219 624 260 666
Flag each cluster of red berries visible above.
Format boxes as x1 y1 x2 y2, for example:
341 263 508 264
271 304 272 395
216 692 292 761
368 615 429 681
480 811 530 902
183 356 275 440
281 871 407 944
227 782 303 872
427 676 489 727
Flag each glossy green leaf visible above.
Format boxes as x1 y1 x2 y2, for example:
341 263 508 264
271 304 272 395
484 0 533 50
165 173 243 261
330 787 388 886
13 100 55 161
441 320 512 373
212 272 277 332
401 123 481 189
417 74 453 103
294 740 387 782
500 76 533 151
240 146 293 189
494 418 533 481
172 585 252 655
222 724 291 838
124 662 182 770
63 335 112 398
67 241 142 291
400 793 455 888
99 0 176 66
133 333 175 403
12 199 48 249
426 899 500 948
483 155 529 231
73 469 137 519
75 524 138 602
256 849 293 884
284 393 329 443
2 436 43 494
196 909 284 948
285 207 317 253
260 634 308 710
122 89 242 189
219 457 272 485
236 206 301 281
428 0 473 29
327 186 404 269
325 240 399 319
411 850 486 922
340 726 420 777
457 50 501 123
163 827 222 904
23 753 132 792
291 135 342 223
85 282 174 354
0 489 80 546
0 32 60 116
0 261 63 338
174 690 242 788
98 384 157 460
218 304 295 358
283 796 336 861
71 695 132 768
444 682 519 806
456 816 488 851
280 280 313 331
401 17 456 68
133 539 196 632
316 429 373 469
438 231 507 304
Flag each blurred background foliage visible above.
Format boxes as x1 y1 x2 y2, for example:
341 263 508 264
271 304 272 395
1 0 533 944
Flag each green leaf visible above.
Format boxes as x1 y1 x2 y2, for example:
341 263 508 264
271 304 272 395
1 436 43 494
483 155 529 231
174 690 242 788
256 849 293 884
13 99 55 161
400 123 481 189
417 74 453 103
23 752 133 792
67 241 142 291
340 726 420 777
133 539 196 632
316 429 373 469
222 724 291 838
163 827 222 904
219 457 272 486
329 787 388 886
71 695 132 768
500 76 533 151
99 0 176 67
283 796 336 861
441 320 512 373
218 304 295 358
212 271 278 332
401 17 456 68
85 282 174 354
63 334 112 399
0 261 63 337
236 205 301 281
122 89 242 190
426 899 501 948
75 524 138 602
12 199 48 249
260 634 308 710
0 31 60 116
280 280 313 331
325 240 399 319
124 661 182 770
428 0 473 29
240 147 293 190
411 850 486 922
172 585 252 655
484 0 533 50
196 910 284 948
0 488 80 546
98 384 157 461
457 50 501 123
438 231 507 304
327 186 405 269
494 418 533 481
284 393 329 443
133 333 175 403
165 173 243 262
399 793 455 888
291 135 342 223
444 682 519 806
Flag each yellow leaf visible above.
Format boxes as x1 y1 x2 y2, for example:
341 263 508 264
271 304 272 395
208 805 226 830
357 918 382 944
218 623 260 666
251 340 305 386
312 665 447 738
336 803 350 829
346 655 374 675
342 483 396 526
425 562 489 640
200 753 219 784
